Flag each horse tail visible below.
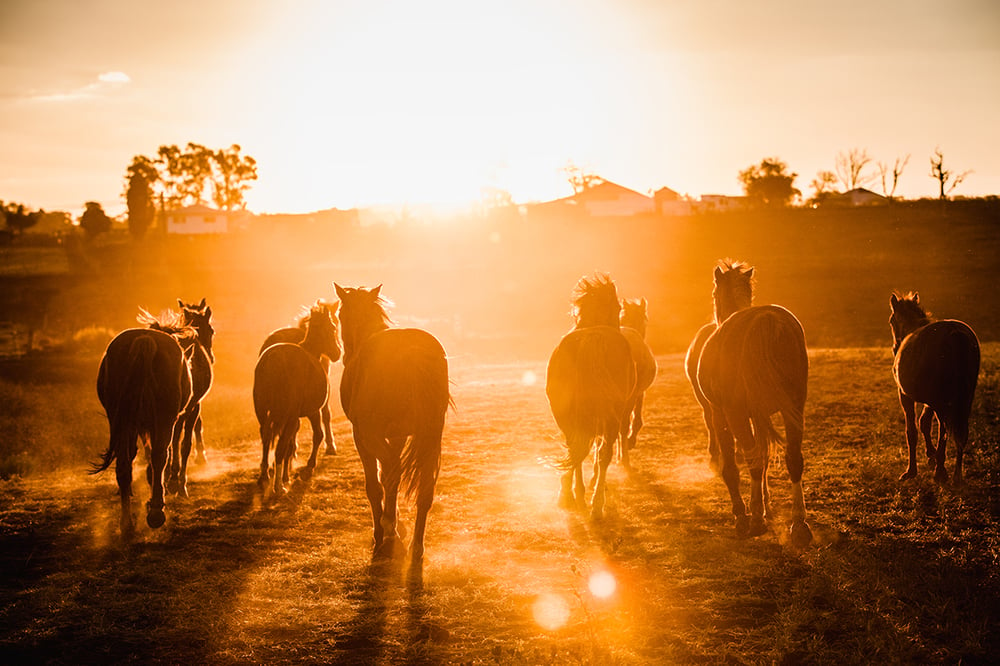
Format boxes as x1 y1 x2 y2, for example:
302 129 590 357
938 324 981 440
399 352 449 501
91 334 159 474
741 309 808 457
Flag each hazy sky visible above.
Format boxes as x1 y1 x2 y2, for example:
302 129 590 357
1 0 998 215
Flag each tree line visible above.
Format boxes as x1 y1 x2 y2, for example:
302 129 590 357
736 146 972 209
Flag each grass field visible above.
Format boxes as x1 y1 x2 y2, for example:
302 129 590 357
0 342 997 664
1 203 998 663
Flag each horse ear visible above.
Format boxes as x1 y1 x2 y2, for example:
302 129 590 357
199 297 206 308
334 283 348 300
371 284 382 299
177 298 184 308
205 306 212 319
641 297 647 308
890 293 899 308
912 292 919 304
747 268 754 279
714 266 724 281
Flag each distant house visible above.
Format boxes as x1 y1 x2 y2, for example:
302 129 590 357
697 194 750 213
821 188 889 207
166 204 241 234
653 186 692 216
532 180 655 218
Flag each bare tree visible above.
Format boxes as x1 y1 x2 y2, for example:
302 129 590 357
561 162 604 194
929 147 972 199
835 148 876 191
808 170 838 206
877 155 910 201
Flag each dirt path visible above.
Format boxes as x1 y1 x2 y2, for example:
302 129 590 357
2 350 998 664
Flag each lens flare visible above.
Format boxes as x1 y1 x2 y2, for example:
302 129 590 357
588 570 617 599
521 370 537 386
532 592 570 631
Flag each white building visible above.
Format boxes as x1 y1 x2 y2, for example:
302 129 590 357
166 204 240 234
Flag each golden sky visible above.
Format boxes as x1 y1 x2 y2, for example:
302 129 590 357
0 0 998 215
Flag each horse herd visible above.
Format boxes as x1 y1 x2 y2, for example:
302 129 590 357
94 263 981 562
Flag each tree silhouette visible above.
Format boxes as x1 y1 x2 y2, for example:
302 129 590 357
808 170 838 206
561 162 603 194
929 147 971 199
738 158 800 207
126 165 156 239
834 148 876 191
78 201 113 240
127 143 258 214
209 144 258 210
877 155 910 201
1 202 42 235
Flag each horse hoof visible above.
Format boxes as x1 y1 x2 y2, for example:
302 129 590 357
194 453 208 466
898 468 918 481
934 470 949 485
748 516 768 537
789 521 813 548
297 466 314 482
146 509 166 529
734 515 751 538
324 444 337 456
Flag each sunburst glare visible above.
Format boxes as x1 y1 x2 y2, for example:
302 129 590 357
588 569 617 599
532 592 571 631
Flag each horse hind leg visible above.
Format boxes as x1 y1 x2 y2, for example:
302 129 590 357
355 440 386 554
736 417 767 537
176 403 200 498
273 419 299 497
951 411 971 486
590 429 617 520
114 431 137 540
146 423 171 529
321 398 336 455
166 413 186 495
714 410 748 537
628 392 645 450
257 422 273 490
297 411 324 482
193 415 208 465
918 405 937 462
782 407 812 548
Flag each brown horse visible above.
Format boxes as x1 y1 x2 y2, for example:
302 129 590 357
138 306 211 498
178 298 215 466
619 298 657 469
335 283 450 564
684 260 754 473
260 301 341 456
546 274 635 519
253 302 342 497
93 316 192 539
889 292 980 484
694 263 812 546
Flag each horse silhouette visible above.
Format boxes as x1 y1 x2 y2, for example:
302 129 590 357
685 260 753 473
253 302 342 497
178 298 215 466
889 292 980 484
335 283 449 564
619 298 657 470
693 261 812 546
93 314 193 539
546 274 635 519
260 301 341 456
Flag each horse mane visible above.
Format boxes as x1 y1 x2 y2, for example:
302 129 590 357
297 300 341 330
137 308 198 344
572 274 621 329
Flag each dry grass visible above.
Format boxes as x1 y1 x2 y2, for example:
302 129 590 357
1 343 998 664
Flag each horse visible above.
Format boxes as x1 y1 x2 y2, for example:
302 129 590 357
138 306 211 499
259 300 341 456
93 315 192 539
619 298 658 469
334 283 450 564
889 292 980 484
684 260 754 473
694 262 812 546
178 298 215 466
253 302 342 497
546 274 635 519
